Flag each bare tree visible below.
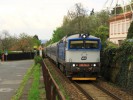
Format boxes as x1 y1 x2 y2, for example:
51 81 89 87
67 3 87 20
16 33 34 52
0 34 2 50
66 3 88 33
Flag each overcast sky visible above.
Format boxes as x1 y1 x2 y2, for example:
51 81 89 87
0 0 130 40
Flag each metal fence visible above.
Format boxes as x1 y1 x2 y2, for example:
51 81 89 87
0 52 35 61
41 60 65 100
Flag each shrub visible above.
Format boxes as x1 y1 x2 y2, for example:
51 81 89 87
101 42 117 80
34 56 42 65
127 21 133 39
115 39 133 62
114 40 133 89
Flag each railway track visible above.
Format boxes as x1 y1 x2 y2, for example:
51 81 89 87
74 82 121 100
44 58 88 100
44 58 126 100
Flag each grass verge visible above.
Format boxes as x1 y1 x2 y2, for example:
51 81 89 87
28 64 41 100
11 65 34 100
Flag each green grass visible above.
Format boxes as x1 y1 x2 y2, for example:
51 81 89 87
11 58 45 100
39 84 46 100
11 65 34 100
28 64 41 100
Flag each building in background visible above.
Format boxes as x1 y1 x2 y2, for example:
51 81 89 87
109 11 132 45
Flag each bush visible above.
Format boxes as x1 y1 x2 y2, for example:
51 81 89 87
127 21 133 39
115 39 133 62
102 40 133 92
115 40 133 89
101 41 118 81
34 56 42 65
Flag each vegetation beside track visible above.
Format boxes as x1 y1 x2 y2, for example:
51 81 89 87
27 64 41 100
44 59 70 100
101 39 133 93
28 56 45 100
11 65 34 100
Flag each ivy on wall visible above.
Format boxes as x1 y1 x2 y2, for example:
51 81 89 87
101 41 117 80
101 39 133 92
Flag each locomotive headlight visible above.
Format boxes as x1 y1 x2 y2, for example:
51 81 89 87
83 35 86 38
72 64 75 67
93 64 96 67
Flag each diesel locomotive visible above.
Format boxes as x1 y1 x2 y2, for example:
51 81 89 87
45 33 101 80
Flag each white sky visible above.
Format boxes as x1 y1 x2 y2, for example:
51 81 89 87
0 0 124 40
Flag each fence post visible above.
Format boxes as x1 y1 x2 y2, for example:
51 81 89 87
52 86 56 100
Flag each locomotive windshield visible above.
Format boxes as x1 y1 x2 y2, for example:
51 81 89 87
85 40 98 49
69 40 99 49
70 40 84 49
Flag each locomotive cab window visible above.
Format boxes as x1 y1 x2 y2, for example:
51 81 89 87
69 39 99 49
85 40 98 49
70 40 84 49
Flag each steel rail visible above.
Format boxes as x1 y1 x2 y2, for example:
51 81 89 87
93 82 122 100
45 58 90 99
47 58 122 100
74 82 94 100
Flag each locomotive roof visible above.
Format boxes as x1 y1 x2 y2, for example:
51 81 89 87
66 34 100 40
47 34 100 47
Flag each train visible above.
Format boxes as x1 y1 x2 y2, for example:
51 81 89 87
45 33 101 80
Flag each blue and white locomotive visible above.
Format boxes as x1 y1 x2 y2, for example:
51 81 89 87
45 33 101 80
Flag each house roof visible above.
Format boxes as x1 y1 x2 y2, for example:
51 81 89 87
109 11 133 22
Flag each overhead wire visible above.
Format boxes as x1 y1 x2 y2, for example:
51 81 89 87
121 0 126 21
106 0 114 16
109 0 114 11
102 0 109 10
115 0 119 15
120 0 127 34
103 0 132 42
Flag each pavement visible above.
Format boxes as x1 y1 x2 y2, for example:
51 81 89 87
0 60 34 100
